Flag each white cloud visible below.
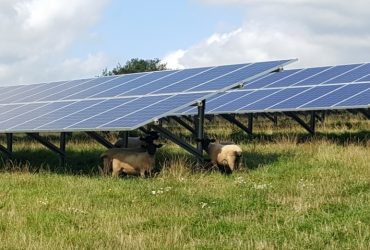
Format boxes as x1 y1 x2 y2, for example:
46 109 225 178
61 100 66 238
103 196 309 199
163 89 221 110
0 0 110 86
164 0 370 69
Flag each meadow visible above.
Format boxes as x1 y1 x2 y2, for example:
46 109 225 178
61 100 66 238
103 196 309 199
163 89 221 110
0 112 369 249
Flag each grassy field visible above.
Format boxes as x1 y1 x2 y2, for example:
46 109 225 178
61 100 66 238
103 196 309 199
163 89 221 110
0 113 369 249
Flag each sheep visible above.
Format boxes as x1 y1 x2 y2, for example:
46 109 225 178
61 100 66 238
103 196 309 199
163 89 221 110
114 131 159 148
101 141 163 177
201 138 242 174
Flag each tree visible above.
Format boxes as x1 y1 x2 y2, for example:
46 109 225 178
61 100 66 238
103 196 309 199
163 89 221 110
102 58 167 76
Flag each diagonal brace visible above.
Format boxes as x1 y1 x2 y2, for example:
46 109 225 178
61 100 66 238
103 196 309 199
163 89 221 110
0 133 13 157
263 113 278 125
27 133 65 156
220 113 253 135
152 125 203 160
285 111 316 134
170 116 196 135
86 131 114 148
359 109 370 120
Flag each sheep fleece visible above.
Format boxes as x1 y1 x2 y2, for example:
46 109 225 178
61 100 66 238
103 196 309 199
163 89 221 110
208 144 242 169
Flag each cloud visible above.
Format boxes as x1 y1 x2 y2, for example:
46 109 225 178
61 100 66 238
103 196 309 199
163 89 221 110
163 0 370 69
0 0 110 86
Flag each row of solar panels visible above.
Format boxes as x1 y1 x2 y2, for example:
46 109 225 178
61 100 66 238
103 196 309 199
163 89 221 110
0 60 289 104
177 62 370 115
0 59 369 133
0 60 292 132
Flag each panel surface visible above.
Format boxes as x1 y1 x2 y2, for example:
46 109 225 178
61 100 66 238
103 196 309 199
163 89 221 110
175 62 370 115
0 59 293 132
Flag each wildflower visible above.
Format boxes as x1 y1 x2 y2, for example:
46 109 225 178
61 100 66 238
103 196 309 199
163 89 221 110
200 202 208 209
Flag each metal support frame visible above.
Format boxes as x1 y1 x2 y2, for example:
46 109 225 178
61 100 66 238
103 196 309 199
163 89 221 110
263 113 278 125
0 133 13 157
196 100 206 164
27 133 66 167
285 111 316 134
139 127 150 134
151 100 206 162
122 131 129 148
152 125 203 160
85 131 114 148
60 132 66 167
182 115 194 124
170 116 196 135
220 113 253 135
358 109 370 120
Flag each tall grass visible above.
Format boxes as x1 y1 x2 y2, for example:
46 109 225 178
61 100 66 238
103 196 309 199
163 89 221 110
0 113 369 249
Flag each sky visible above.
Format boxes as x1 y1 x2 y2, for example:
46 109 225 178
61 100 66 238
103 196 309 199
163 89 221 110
1 0 370 86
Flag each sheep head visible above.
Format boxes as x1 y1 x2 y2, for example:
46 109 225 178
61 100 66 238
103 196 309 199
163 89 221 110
145 143 163 155
139 131 160 145
199 138 216 150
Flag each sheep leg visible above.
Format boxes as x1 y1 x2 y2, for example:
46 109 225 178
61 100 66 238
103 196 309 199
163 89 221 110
101 157 112 176
112 168 121 177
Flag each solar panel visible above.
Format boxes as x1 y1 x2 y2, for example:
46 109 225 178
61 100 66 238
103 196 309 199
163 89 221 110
0 59 294 132
176 62 370 115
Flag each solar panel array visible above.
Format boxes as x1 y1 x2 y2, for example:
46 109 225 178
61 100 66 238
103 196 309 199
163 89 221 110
0 59 293 133
176 62 370 115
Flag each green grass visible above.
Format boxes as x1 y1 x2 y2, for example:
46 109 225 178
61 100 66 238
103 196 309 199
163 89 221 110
0 113 369 249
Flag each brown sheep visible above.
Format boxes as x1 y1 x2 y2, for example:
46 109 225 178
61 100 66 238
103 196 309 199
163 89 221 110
101 142 162 177
201 138 242 174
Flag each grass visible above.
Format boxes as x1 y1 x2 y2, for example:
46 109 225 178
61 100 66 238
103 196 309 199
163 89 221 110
0 113 369 249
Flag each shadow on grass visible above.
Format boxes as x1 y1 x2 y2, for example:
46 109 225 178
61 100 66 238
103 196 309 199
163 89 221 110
0 129 368 176
228 130 370 146
0 148 103 176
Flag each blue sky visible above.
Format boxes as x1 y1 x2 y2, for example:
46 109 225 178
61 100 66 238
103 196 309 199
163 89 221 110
71 1 243 67
1 0 370 85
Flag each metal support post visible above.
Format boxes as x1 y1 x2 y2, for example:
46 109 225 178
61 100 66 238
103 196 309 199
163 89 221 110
6 133 13 153
310 111 316 134
122 131 129 148
59 132 66 168
196 100 206 164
